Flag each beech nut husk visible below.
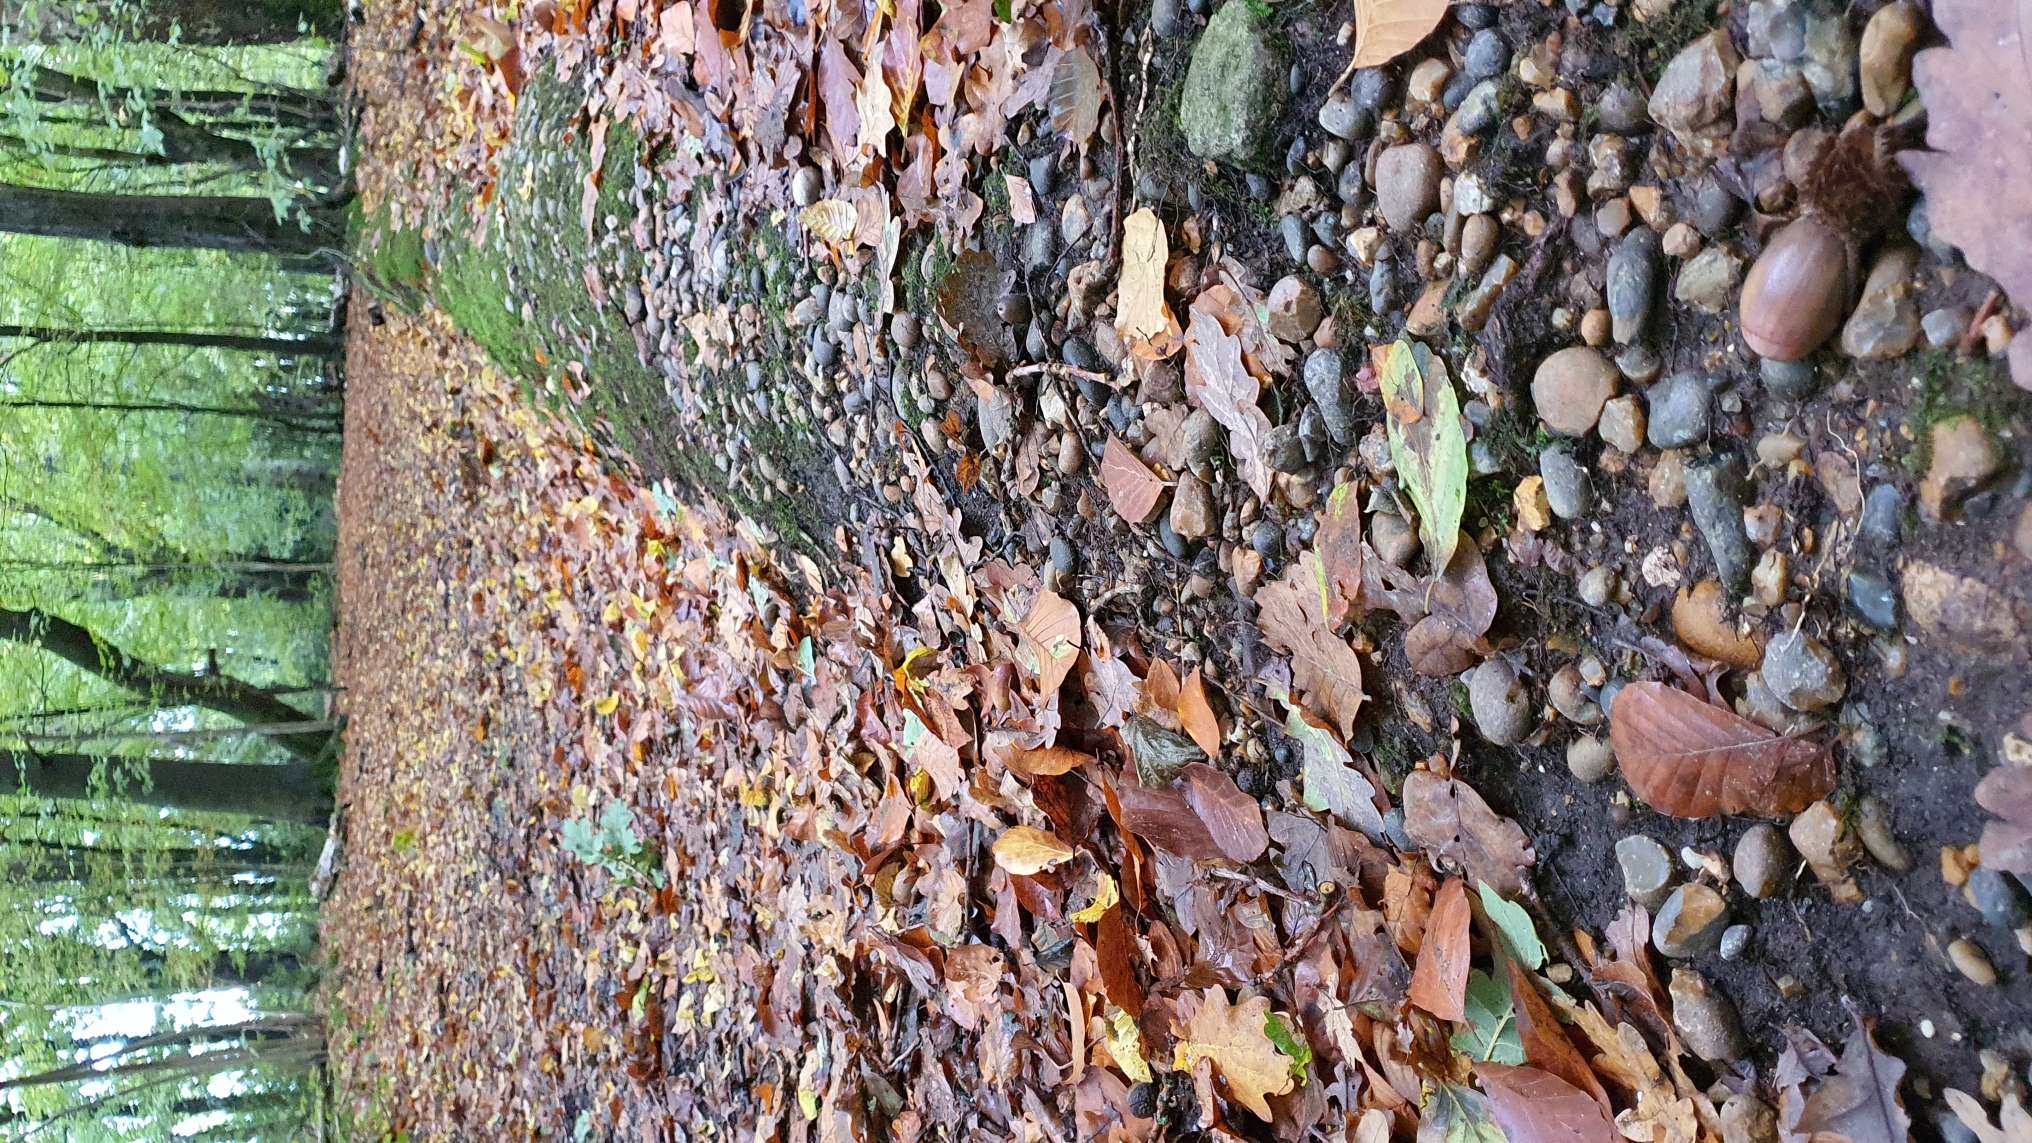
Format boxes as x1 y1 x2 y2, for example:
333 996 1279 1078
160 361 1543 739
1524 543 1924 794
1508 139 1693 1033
1738 216 1852 361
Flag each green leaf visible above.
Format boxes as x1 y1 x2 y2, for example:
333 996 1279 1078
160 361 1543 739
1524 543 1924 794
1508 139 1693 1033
797 636 816 679
1449 971 1524 1064
1477 882 1546 970
1283 706 1385 837
1422 1081 1509 1143
599 801 642 855
1379 339 1467 573
1264 1012 1314 1078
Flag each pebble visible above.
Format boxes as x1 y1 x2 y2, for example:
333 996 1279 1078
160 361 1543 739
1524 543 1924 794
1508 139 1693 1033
1922 306 1971 349
1158 513 1189 558
1948 937 1997 986
1618 836 1675 909
1540 448 1590 518
1721 1096 1779 1143
1264 423 1308 473
1849 795 1911 874
1372 510 1419 566
1734 824 1791 899
1840 245 1921 359
1719 924 1751 960
1760 357 1816 401
1648 31 1739 155
1152 0 1182 35
792 165 825 207
1468 659 1535 746
1650 451 1689 508
1674 246 1743 311
1791 800 1862 890
1567 735 1617 782
1848 571 1898 630
1599 396 1646 454
1304 349 1356 443
1407 58 1454 104
1671 970 1749 1061
1280 214 1309 263
1455 80 1502 135
1577 565 1616 607
1532 347 1619 436
1654 884 1730 958
1375 143 1442 232
1549 663 1600 724
1368 256 1398 315
1459 214 1499 278
1266 275 1323 342
1337 162 1366 206
1968 867 2032 930
1646 373 1714 449
1686 456 1752 591
1691 176 1743 237
1351 67 1392 111
1607 229 1661 345
1464 28 1508 78
1181 408 1222 473
1920 415 2001 518
1762 630 1846 712
1799 7 1857 105
1317 93 1361 140
1615 344 1663 385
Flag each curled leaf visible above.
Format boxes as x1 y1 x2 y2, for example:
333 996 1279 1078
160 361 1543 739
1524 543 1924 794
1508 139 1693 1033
1609 681 1836 818
1402 770 1533 895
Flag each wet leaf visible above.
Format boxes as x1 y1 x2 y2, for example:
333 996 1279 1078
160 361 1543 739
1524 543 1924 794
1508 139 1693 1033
1316 479 1365 625
935 249 1017 369
1451 970 1525 1064
1409 877 1471 1021
1174 989 1297 1121
1792 1014 1910 1143
1257 552 1366 736
1283 705 1385 837
1474 1064 1619 1143
1418 1082 1506 1143
1185 307 1275 500
1047 45 1102 145
1181 762 1267 863
1116 779 1224 861
1504 958 1610 1111
1609 681 1836 818
1015 590 1082 694
1178 668 1222 757
1379 339 1467 572
1476 883 1545 970
991 825 1077 874
1100 435 1166 524
1351 0 1452 69
1401 770 1533 895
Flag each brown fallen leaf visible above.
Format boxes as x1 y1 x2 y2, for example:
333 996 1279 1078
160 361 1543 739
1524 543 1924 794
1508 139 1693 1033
1504 958 1611 1114
1116 208 1181 357
1401 769 1533 895
1609 680 1836 818
1788 1012 1910 1143
1184 306 1275 500
1178 668 1223 757
1474 1064 1620 1143
1006 744 1093 777
1015 589 1083 694
1408 877 1471 1021
1181 762 1268 863
1256 551 1366 736
1350 0 1452 70
1047 45 1103 146
1100 435 1167 525
1316 480 1365 626
992 826 1077 874
1116 779 1225 861
1174 989 1297 1121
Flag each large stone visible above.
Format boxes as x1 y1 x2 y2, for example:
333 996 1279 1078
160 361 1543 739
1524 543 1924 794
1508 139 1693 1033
1649 30 1740 156
1919 415 2001 518
1531 347 1619 436
1179 2 1286 164
1375 143 1443 232
1840 246 1921 359
1860 1 1923 115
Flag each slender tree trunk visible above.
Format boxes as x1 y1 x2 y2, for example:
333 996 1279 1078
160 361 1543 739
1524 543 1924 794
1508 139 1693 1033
0 752 327 822
0 396 342 431
0 183 328 256
0 607 330 762
130 0 341 44
0 322 339 356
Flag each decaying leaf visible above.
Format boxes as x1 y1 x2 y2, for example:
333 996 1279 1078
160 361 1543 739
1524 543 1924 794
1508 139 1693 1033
1185 307 1275 500
1117 208 1181 355
1047 45 1103 145
1504 958 1610 1112
1790 1013 1911 1143
1401 770 1533 895
1408 877 1471 1021
1452 969 1525 1064
1474 1064 1619 1143
799 198 859 247
1100 435 1166 524
1609 681 1836 818
1943 1088 2032 1143
936 249 1017 370
1178 668 1222 757
1174 989 1297 1121
1316 479 1365 625
1116 778 1224 861
1006 744 1092 777
1181 762 1268 863
1351 0 1453 69
1900 0 2032 389
1379 339 1467 572
1283 705 1386 837
1015 589 1082 694
1419 1081 1507 1143
1257 552 1366 736
991 825 1076 874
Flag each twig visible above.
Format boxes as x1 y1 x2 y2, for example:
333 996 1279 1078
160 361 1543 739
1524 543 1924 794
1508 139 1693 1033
1006 362 1109 383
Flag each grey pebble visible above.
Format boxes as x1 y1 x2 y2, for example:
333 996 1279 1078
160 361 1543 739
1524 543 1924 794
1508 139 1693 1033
1317 93 1362 140
1735 823 1792 899
1607 227 1661 345
1567 735 1617 782
1304 349 1357 443
1847 570 1898 629
1468 659 1536 746
1922 306 1970 349
1762 629 1846 712
1719 924 1751 960
1761 356 1817 401
1687 456 1753 591
1861 484 1904 545
1646 373 1713 449
1969 867 2032 930
1617 835 1675 910
1464 29 1508 79
1540 448 1590 518
1280 214 1308 263
1671 970 1749 1062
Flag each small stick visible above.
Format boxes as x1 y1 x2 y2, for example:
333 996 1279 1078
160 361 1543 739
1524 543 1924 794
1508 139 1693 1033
1007 362 1110 383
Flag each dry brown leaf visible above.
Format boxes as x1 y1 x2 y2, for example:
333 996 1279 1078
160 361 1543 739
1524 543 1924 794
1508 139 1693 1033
1609 681 1836 818
1474 1064 1620 1143
1015 590 1082 694
1184 306 1274 499
1100 435 1167 524
1116 779 1225 861
1900 0 2032 389
1117 208 1180 356
1401 770 1533 895
1005 173 1036 225
818 40 863 168
1790 1014 1911 1143
1256 551 1366 736
1505 958 1611 1115
1007 745 1093 777
1178 668 1222 757
1408 877 1471 1021
991 825 1077 874
1047 45 1103 146
1174 989 1297 1121
1180 762 1267 863
1349 0 1449 67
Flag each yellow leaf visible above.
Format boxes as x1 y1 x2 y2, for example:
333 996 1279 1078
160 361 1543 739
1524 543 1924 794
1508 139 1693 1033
1173 989 1297 1121
1350 0 1451 69
594 693 621 716
1070 870 1118 923
800 199 858 248
991 826 1077 875
1115 208 1180 356
1106 1008 1153 1083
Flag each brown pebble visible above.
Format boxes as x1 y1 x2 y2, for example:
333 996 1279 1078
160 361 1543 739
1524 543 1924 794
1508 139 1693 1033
1948 937 1996 985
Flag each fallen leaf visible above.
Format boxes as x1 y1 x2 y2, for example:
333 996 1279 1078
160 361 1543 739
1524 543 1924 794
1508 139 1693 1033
1015 590 1083 694
1181 762 1267 863
992 826 1078 874
1474 1064 1620 1143
1185 307 1275 500
1401 770 1533 895
1173 989 1296 1121
1352 0 1451 69
1900 0 2032 388
1504 958 1610 1112
1283 705 1385 837
936 249 1017 370
1409 877 1471 1021
1379 339 1468 573
1005 173 1036 224
1256 552 1366 736
818 39 863 168
799 199 859 247
1116 779 1224 861
1316 479 1365 625
1100 435 1166 524
1007 745 1093 777
1452 969 1525 1064
1791 1013 1910 1143
1178 669 1222 757
1476 883 1545 970
1419 1081 1507 1143
1117 208 1180 356
1047 45 1103 145
1943 1088 2032 1143
1609 681 1836 818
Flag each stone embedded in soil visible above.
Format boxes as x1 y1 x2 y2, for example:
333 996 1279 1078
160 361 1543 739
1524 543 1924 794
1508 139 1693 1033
1169 473 1215 539
1861 1 1923 115
1735 823 1792 899
1760 356 1816 401
1790 800 1863 901
1607 228 1661 345
1266 275 1323 342
1646 373 1714 449
1538 448 1590 519
1617 835 1675 909
1719 924 1752 960
1304 349 1356 444
1375 143 1443 233
1649 30 1739 156
1467 659 1535 747
1317 93 1361 139
1919 414 2001 519
1840 245 1922 359
1675 245 1743 312
1969 867 2032 930
1721 1095 1779 1143
1847 570 1898 630
1799 5 1857 105
1855 795 1912 872
1178 1 1286 164
1371 510 1419 566
1532 347 1619 436
1567 735 1617 783
1948 937 1997 986
1670 969 1750 1061
1762 629 1846 712
1598 396 1646 454
1686 456 1752 592
1902 561 2023 655
1923 306 1971 349
1654 884 1730 957
1548 663 1600 724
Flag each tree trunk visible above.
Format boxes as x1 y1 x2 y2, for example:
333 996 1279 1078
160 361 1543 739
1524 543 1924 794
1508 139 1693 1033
0 396 342 431
0 752 327 822
131 0 341 44
0 607 330 762
0 183 328 256
0 322 339 357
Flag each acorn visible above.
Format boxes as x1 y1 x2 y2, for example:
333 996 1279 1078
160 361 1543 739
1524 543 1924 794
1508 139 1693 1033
1738 216 1853 361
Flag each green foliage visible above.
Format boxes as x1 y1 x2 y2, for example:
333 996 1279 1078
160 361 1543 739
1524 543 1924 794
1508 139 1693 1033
1476 883 1546 970
560 801 667 888
1449 970 1525 1064
1263 1012 1313 1079
1380 339 1468 572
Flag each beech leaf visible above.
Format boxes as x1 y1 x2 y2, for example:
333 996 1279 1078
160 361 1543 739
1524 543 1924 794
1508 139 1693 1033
1379 339 1467 572
1047 45 1102 146
1476 883 1545 970
1173 989 1296 1121
1401 770 1533 895
1473 1064 1619 1143
1409 877 1472 1021
1451 970 1525 1064
1100 435 1166 524
1014 590 1082 694
1283 705 1385 837
1180 762 1268 863
1256 551 1366 736
991 826 1076 874
1006 745 1092 777
1609 681 1836 818
1419 1082 1507 1143
1178 668 1222 757
1116 780 1225 861
1351 0 1452 70
1316 479 1365 625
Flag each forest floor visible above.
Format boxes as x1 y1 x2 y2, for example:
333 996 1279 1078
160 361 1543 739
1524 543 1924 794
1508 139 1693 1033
328 0 2032 1138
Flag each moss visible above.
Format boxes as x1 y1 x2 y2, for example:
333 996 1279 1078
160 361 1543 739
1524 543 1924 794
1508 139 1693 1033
1903 349 2023 475
1630 0 1723 82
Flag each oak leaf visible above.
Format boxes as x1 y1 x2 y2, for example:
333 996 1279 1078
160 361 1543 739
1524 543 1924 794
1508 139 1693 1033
1173 989 1296 1121
1100 435 1166 524
1609 681 1835 818
1791 1014 1910 1143
1283 705 1385 836
1316 479 1365 625
1184 307 1274 500
1256 551 1366 736
1401 770 1532 895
